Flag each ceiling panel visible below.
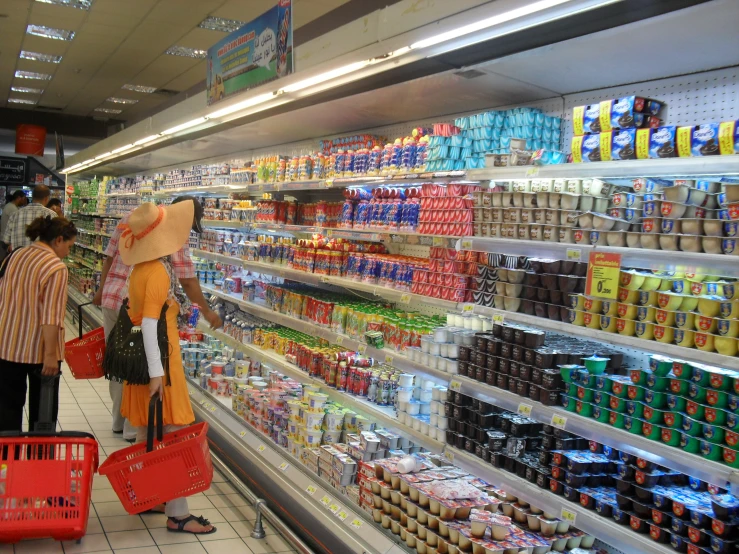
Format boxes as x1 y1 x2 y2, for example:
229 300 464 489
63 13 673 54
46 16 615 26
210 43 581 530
177 27 226 50
129 54 202 89
145 0 223 25
211 0 277 21
20 34 70 56
162 60 206 93
90 0 159 17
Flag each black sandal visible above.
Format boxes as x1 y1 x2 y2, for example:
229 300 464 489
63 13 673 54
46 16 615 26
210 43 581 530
167 515 217 535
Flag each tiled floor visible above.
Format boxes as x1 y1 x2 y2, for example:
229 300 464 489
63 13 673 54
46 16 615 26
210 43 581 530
3 319 299 554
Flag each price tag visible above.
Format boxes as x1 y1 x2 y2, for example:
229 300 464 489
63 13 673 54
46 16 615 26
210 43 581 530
258 184 264 192
257 445 266 453
335 336 344 347
320 276 330 283
358 344 367 355
200 399 206 405
444 450 454 462
551 414 568 430
326 229 333 238
432 237 444 247
460 239 473 250
239 431 247 438
329 504 340 514
279 462 290 471
274 182 281 191
492 314 505 324
325 180 333 188
517 403 533 417
306 485 317 495
461 304 474 313
337 510 348 521
560 508 577 524
585 251 621 300
209 406 217 412
566 248 581 262
320 495 331 507
350 518 364 529
449 379 462 393
399 293 411 304
525 167 539 177
385 354 393 365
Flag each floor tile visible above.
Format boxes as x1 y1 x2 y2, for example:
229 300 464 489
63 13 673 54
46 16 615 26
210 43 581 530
61 532 111 553
140 512 169 529
112 548 159 554
99 515 146 533
190 508 228 525
202 538 254 554
185 496 215 510
92 477 114 490
197 522 238 542
204 482 238 496
242 535 295 553
92 489 121 503
230 520 275 538
149 526 199 545
86 516 104 535
92 501 130 517
218 505 256 522
159 543 207 554
15 539 64 553
105 530 155 550
207 494 248 509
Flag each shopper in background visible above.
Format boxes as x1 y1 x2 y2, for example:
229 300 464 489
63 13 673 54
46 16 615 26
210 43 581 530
0 216 76 432
47 198 64 217
0 191 29 262
2 185 57 251
92 196 222 441
116 201 215 535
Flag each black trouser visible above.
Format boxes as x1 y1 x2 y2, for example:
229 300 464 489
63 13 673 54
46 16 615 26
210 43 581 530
0 358 60 433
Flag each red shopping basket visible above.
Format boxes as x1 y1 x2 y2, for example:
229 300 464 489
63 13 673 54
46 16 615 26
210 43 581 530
64 302 105 379
98 398 212 514
0 377 99 543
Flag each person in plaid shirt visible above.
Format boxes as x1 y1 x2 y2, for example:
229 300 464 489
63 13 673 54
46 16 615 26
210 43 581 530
93 196 222 440
1 185 56 250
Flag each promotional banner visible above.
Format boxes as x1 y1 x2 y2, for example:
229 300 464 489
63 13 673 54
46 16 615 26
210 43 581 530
206 0 293 106
585 251 621 299
15 124 46 156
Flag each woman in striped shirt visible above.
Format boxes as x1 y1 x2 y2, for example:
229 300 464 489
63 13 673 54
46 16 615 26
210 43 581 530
0 216 77 432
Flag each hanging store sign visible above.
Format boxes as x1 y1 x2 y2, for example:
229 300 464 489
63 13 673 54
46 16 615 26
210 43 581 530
206 0 293 106
0 156 27 184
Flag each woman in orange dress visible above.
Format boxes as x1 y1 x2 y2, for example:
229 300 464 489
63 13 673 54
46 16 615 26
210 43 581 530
118 201 215 535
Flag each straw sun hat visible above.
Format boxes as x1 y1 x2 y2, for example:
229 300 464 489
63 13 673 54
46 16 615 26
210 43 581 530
118 201 194 266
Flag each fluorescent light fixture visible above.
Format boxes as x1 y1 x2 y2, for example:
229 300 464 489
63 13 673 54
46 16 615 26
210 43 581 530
8 98 37 105
107 97 138 105
411 0 609 50
20 51 62 63
26 24 75 41
36 0 93 10
161 117 207 135
198 16 245 33
111 144 135 154
122 84 157 93
280 61 370 93
207 92 276 119
11 86 43 93
95 152 112 160
94 107 122 114
15 70 52 80
133 134 161 146
165 46 207 59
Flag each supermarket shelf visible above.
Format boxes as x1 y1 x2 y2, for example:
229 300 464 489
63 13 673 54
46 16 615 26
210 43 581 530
188 383 404 554
201 285 451 387
458 237 739 278
468 155 739 180
192 249 460 310
473 304 739 371
68 255 98 271
202 219 250 228
446 373 738 488
197 323 444 454
448 447 675 554
66 284 104 330
75 243 106 256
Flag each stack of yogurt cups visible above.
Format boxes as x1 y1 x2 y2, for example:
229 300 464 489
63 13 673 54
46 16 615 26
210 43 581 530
396 374 449 442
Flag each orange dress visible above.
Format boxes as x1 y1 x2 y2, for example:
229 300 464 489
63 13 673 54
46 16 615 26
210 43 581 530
121 260 194 427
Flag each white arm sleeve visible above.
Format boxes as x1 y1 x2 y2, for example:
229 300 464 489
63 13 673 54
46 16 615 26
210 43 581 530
141 317 165 379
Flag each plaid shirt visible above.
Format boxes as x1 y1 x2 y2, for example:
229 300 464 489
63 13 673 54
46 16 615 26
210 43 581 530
1 204 57 250
101 213 195 311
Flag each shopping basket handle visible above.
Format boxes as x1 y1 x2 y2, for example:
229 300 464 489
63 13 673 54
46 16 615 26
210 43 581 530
146 396 163 452
78 301 95 340
35 373 60 433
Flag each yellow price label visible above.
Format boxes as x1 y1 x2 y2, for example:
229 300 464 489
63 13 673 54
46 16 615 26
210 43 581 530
358 344 367 355
432 237 444 247
273 182 281 191
566 248 581 262
385 354 393 365
350 518 363 529
399 293 411 304
551 414 567 430
337 510 348 521
320 276 330 283
258 184 264 192
449 379 462 393
306 485 317 496
239 431 246 438
257 445 266 453
325 180 333 188
335 336 344 347
492 314 505 324
200 399 206 405
326 229 333 238
517 403 533 417
525 167 539 177
210 406 217 412
279 462 290 471
560 508 577 524
320 495 331 507
460 239 473 250
461 304 474 313
444 450 454 463
329 504 340 514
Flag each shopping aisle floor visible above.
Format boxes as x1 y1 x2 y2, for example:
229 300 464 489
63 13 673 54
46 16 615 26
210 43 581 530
1 320 300 554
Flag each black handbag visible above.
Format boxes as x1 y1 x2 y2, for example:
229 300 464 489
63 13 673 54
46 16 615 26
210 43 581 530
103 299 171 385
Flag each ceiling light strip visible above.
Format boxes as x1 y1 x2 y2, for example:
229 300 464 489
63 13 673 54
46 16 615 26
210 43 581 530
26 24 75 41
20 51 63 63
161 117 208 135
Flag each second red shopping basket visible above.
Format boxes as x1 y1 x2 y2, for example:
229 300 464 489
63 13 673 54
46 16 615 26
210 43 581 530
64 302 105 379
98 398 212 514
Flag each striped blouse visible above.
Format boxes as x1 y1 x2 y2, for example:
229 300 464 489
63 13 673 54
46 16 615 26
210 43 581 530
0 242 68 363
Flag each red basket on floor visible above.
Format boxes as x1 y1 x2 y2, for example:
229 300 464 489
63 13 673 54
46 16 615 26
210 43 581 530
98 422 212 515
0 434 98 542
64 327 106 379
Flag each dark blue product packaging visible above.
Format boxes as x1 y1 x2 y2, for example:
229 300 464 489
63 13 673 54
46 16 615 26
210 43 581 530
572 104 602 135
611 129 637 160
649 126 678 158
691 122 721 156
581 134 601 162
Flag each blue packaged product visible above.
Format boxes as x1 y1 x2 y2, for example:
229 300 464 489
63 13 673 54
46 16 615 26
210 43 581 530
581 134 601 162
611 128 637 160
340 200 354 227
691 122 721 156
572 104 602 135
648 126 677 158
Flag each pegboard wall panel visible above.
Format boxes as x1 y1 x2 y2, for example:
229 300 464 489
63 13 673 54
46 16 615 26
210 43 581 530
561 66 739 145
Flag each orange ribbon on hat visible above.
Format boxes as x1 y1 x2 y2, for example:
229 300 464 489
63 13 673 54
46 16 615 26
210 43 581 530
118 205 165 249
